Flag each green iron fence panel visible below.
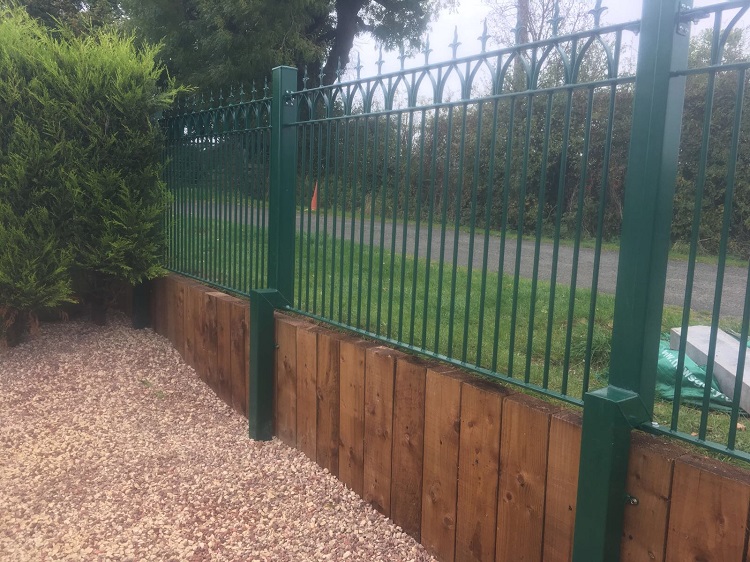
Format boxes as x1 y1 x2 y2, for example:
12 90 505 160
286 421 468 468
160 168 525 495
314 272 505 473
642 1 750 462
161 89 271 297
286 18 640 406
156 0 750 465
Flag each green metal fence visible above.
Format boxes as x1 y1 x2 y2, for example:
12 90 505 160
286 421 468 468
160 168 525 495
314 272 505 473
163 89 271 295
286 16 638 408
161 1 750 559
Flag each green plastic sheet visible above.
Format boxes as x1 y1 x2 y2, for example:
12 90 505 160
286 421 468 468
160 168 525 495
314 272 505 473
656 340 734 411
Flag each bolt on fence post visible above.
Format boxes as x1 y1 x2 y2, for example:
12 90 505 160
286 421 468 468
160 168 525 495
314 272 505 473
248 66 298 440
572 1 691 560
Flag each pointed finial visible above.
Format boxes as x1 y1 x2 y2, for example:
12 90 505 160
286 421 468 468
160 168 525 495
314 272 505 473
589 0 607 28
550 0 564 36
228 85 235 102
263 77 269 98
191 95 197 109
251 80 257 100
209 91 214 105
449 26 461 59
376 45 384 75
318 61 325 86
218 88 224 104
398 45 407 70
479 19 489 53
239 83 245 102
423 35 432 65
336 57 343 82
355 52 363 80
302 66 309 90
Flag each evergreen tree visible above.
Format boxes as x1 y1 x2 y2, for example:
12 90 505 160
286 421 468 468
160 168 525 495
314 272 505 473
0 5 180 343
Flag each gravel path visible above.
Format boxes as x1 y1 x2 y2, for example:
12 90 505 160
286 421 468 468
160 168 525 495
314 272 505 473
0 316 436 562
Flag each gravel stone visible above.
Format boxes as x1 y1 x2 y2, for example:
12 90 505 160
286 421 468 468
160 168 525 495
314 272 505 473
0 315 437 562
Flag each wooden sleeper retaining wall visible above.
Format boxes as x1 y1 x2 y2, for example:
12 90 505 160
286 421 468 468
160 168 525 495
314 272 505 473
150 274 750 562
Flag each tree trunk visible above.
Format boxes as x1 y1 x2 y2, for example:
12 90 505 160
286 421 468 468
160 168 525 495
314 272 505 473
322 0 368 85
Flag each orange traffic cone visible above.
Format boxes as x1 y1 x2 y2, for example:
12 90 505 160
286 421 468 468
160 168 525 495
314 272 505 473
310 182 318 211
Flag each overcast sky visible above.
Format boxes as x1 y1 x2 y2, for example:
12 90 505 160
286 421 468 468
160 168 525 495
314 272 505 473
349 0 724 78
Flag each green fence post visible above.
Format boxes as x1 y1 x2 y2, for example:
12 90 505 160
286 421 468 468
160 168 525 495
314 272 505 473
572 1 691 560
248 65 297 440
268 65 298 300
249 288 284 440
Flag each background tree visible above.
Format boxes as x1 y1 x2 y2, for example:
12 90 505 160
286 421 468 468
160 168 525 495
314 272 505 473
18 0 122 32
121 0 455 90
484 0 592 47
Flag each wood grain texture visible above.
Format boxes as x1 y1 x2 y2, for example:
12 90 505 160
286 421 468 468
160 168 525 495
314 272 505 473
363 346 397 516
390 356 428 540
455 379 508 562
191 284 210 381
316 330 341 476
338 338 373 496
182 281 196 369
202 292 219 393
620 432 682 562
665 454 750 562
496 394 557 562
210 292 233 406
421 368 469 562
171 277 186 357
274 314 299 446
229 299 249 418
164 276 175 346
296 326 319 461
150 277 163 336
542 410 582 562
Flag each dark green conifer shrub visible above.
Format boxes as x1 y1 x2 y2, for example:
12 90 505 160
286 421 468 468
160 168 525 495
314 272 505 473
0 5 179 343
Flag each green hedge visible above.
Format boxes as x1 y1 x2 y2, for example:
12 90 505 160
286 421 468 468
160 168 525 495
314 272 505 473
0 6 180 343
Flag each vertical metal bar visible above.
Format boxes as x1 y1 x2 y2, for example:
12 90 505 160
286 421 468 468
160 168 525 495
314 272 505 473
376 112 391 335
583 85 618 397
543 90 573 389
508 93 534 379
297 123 308 308
357 117 380 332
268 66 298 301
347 117 361 325
421 106 442 350
476 97 502 367
726 71 748 450
492 98 517 373
330 117 341 320
526 92 554 380
305 121 316 311
728 261 750 450
435 105 455 353
398 109 415 342
338 116 350 323
698 67 745 440
388 111 404 339
462 101 484 364
671 30 722 431
562 87 595 395
409 108 428 346
447 105 468 358
573 2 691 561
450 104 469 357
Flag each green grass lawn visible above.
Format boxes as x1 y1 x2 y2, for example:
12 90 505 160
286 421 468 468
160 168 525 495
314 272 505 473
166 213 750 457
